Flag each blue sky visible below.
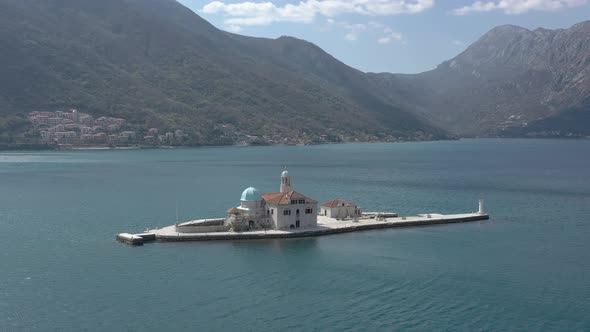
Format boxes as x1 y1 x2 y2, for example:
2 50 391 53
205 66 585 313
178 0 590 74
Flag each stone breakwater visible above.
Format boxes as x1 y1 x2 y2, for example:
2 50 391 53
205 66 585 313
117 213 489 245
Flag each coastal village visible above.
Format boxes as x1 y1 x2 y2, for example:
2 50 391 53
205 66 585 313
26 109 187 147
12 108 439 149
22 109 328 148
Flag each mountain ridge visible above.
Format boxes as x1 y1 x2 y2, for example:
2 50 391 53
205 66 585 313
0 0 446 145
372 20 590 137
1 0 589 146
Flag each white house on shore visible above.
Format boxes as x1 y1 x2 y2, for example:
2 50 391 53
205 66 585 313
226 170 318 231
320 199 362 219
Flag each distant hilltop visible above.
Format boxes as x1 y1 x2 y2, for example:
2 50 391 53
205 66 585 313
371 21 590 138
0 0 446 147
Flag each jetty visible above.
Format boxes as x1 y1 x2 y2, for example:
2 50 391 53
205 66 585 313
117 211 489 245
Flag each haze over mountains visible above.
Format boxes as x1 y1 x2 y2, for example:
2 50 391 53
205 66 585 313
0 0 588 145
374 21 590 137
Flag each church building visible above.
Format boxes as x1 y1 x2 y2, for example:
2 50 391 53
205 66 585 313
226 170 318 231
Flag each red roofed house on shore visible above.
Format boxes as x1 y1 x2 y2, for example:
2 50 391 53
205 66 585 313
320 199 362 219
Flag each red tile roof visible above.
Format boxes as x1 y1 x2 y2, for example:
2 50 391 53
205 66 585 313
321 199 356 208
262 191 318 205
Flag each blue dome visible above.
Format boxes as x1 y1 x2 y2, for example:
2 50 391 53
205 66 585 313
240 187 261 201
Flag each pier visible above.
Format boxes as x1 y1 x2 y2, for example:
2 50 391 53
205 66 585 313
116 212 489 245
115 232 156 246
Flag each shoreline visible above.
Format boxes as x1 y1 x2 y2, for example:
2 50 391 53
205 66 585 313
2 136 588 153
0 139 442 152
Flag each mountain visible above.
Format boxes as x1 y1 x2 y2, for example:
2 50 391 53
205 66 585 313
373 21 590 137
0 0 447 145
2 0 588 144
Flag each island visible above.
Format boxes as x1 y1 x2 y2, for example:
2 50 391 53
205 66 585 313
117 170 489 245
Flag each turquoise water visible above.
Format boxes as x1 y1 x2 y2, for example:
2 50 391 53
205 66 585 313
1 139 589 331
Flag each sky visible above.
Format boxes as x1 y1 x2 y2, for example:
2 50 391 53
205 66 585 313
178 0 590 74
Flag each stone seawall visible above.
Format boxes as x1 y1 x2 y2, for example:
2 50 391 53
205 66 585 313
176 224 230 233
154 214 489 242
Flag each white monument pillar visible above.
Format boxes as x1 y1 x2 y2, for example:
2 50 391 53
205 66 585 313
478 199 485 215
280 169 292 193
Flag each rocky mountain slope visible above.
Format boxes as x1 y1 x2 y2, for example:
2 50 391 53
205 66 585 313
0 0 446 145
2 0 588 144
373 21 590 137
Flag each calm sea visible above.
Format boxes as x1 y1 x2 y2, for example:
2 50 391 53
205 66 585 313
1 139 589 331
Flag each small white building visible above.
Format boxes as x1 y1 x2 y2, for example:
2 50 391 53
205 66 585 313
320 199 362 219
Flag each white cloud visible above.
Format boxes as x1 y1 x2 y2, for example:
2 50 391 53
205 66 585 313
202 0 434 31
226 24 243 32
343 23 368 41
452 40 466 47
326 19 402 43
368 21 385 29
345 33 358 41
452 0 586 15
377 30 403 44
327 20 367 41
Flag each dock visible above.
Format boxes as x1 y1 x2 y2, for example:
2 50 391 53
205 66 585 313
115 232 156 246
116 212 489 245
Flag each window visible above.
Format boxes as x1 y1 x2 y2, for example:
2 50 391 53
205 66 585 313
271 209 274 215
290 199 297 204
267 209 270 215
283 209 291 216
298 199 305 204
305 208 313 214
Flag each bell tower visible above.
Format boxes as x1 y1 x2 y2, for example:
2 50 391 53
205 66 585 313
280 169 292 193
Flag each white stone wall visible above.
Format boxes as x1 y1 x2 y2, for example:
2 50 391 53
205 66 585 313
176 224 229 233
267 203 318 230
321 206 361 219
225 203 273 231
267 205 279 228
